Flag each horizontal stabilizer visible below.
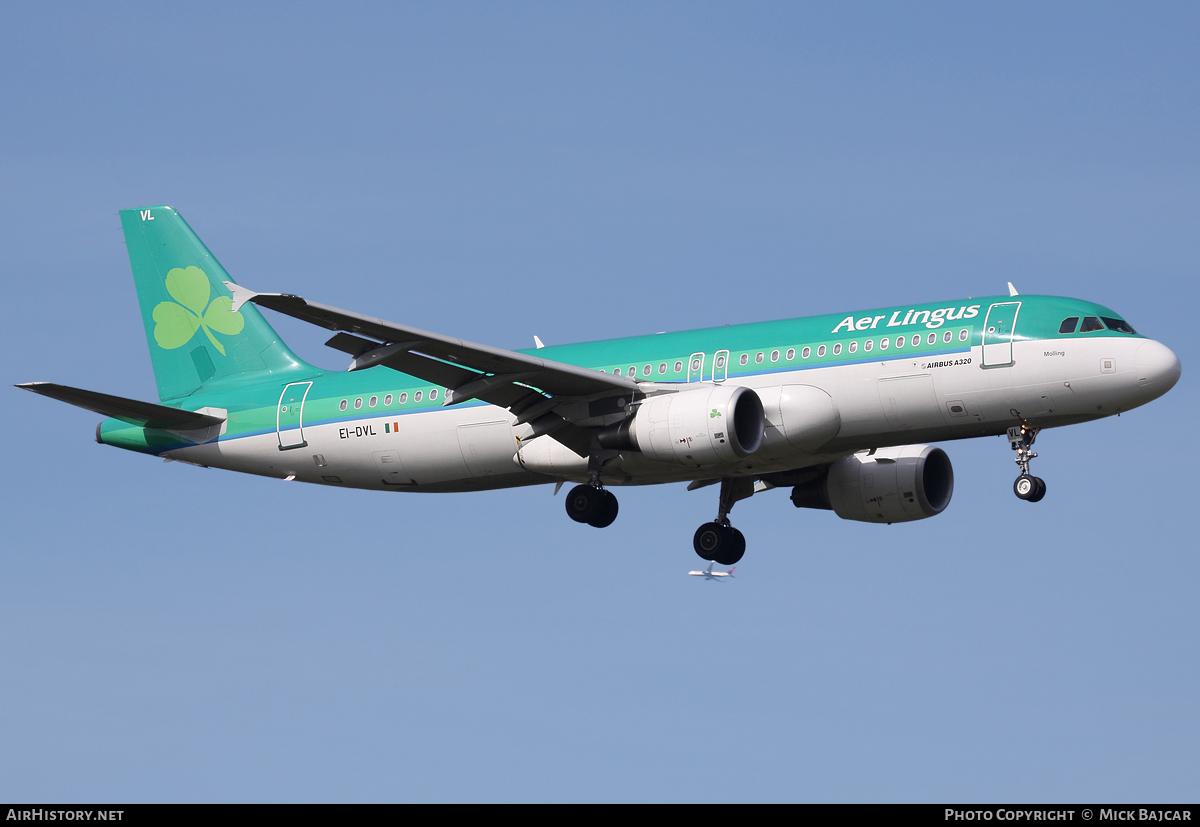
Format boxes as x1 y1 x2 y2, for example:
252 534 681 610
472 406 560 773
16 382 226 430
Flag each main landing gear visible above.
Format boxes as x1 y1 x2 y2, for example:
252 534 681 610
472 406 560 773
1010 423 1047 503
565 484 619 528
566 445 621 528
693 478 753 566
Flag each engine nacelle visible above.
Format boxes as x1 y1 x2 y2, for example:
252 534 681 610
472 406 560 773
599 385 764 466
791 444 954 523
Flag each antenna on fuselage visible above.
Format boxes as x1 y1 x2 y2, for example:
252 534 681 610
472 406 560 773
1008 282 1019 297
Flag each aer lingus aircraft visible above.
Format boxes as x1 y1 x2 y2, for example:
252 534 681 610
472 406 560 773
20 206 1181 566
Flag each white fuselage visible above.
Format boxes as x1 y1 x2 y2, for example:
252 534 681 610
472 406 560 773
166 335 1173 493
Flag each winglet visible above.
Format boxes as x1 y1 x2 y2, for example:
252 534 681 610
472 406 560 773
1007 282 1019 297
223 281 259 312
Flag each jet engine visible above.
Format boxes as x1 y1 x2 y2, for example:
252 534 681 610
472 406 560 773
598 385 764 466
790 444 954 523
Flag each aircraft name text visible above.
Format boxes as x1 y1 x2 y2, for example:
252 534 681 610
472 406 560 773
832 304 980 334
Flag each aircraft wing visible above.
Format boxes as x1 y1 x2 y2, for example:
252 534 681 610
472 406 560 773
227 283 640 455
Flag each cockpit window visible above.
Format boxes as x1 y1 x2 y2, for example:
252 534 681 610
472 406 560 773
1102 317 1136 334
1059 317 1079 334
1080 316 1105 333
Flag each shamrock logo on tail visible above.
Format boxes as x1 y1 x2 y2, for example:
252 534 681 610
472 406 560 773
152 266 244 355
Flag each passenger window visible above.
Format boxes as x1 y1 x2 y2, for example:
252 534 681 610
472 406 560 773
739 353 749 366
801 347 811 359
354 397 363 409
399 392 408 404
658 363 667 374
369 396 378 408
942 331 952 343
895 336 905 349
627 367 636 377
880 337 889 350
817 345 826 357
958 329 968 342
339 399 348 411
770 350 779 362
1059 317 1079 334
384 394 393 406
912 335 921 347
674 360 684 373
1102 317 1136 334
643 364 651 376
755 352 764 364
832 343 842 355
415 391 423 402
864 339 873 352
786 348 795 360
848 341 857 353
927 333 936 345
1080 316 1104 332
430 389 438 400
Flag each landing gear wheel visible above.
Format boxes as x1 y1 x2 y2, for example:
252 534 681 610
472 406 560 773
1014 474 1038 500
714 527 745 566
1028 477 1047 503
693 522 725 561
587 490 619 528
694 522 745 564
565 484 604 524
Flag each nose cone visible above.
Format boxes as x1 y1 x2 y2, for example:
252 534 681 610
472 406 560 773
1136 340 1182 401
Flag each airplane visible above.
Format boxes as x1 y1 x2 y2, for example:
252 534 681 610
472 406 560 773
689 562 735 580
18 206 1182 567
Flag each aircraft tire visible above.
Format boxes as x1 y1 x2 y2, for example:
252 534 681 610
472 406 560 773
566 484 604 524
693 522 728 561
588 490 619 528
1013 474 1038 500
714 527 745 566
1028 477 1047 503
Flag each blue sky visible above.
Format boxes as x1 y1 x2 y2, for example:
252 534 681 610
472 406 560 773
1 2 1197 802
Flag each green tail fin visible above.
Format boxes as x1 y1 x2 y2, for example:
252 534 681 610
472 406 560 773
120 206 312 401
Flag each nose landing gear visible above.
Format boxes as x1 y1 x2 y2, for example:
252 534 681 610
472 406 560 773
1009 423 1047 502
693 478 753 566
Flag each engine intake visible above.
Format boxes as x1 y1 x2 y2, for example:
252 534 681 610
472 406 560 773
790 444 954 523
598 385 764 466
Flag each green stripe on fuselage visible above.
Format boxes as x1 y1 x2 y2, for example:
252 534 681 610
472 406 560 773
96 293 1142 452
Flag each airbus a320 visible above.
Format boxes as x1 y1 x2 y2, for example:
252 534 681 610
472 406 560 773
20 207 1182 566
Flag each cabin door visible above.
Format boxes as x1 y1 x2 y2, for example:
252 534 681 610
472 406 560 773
277 381 313 450
982 302 1021 367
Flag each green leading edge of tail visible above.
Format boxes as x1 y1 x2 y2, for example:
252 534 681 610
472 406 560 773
119 206 312 401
